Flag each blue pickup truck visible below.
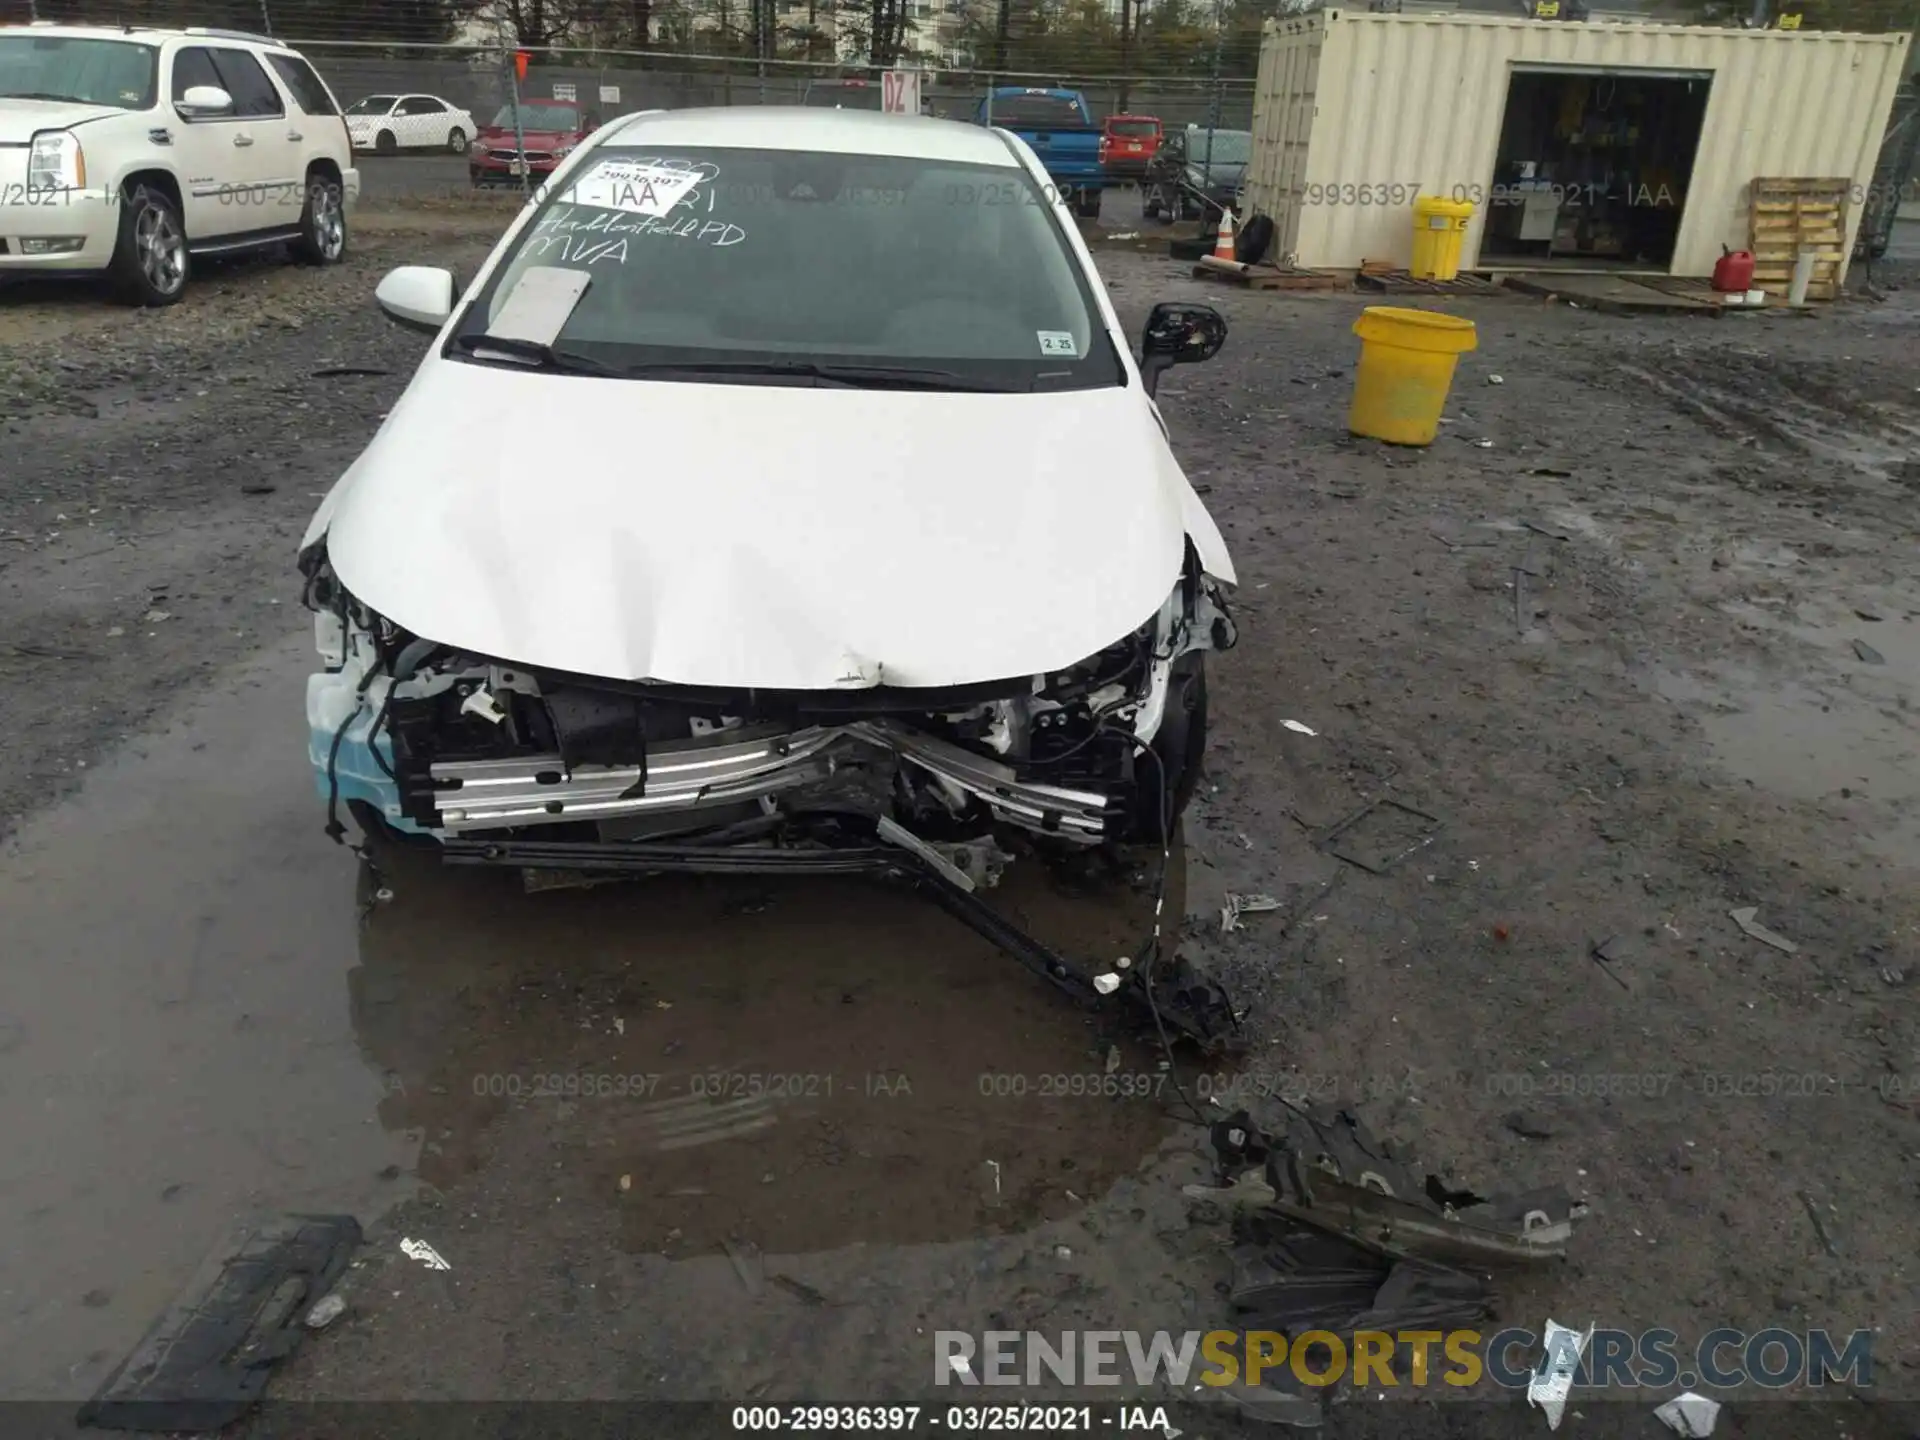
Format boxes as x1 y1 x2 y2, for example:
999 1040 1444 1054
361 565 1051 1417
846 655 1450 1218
974 87 1106 219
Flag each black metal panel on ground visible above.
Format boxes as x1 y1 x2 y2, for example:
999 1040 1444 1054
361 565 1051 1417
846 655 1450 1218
77 1215 362 1433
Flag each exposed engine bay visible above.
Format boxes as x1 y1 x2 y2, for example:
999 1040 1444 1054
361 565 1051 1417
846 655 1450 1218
301 545 1236 854
298 542 1242 1054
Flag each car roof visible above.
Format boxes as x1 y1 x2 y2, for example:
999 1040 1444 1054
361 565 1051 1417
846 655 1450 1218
0 22 292 48
596 107 1019 166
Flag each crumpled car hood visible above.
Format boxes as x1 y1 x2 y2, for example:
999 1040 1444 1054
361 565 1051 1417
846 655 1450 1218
314 359 1231 690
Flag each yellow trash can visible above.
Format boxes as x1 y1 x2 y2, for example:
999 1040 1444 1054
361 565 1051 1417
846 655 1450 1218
1347 306 1478 447
1410 195 1474 282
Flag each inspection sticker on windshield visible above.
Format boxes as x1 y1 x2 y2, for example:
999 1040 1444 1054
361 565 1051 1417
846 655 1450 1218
566 160 705 218
1036 331 1079 358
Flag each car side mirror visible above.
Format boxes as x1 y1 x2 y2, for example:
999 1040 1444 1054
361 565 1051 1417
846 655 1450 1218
176 84 234 118
375 265 456 334
1139 301 1227 398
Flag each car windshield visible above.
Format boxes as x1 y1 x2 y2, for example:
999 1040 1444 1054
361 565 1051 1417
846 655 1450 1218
987 94 1083 127
1186 129 1250 166
0 35 157 109
346 94 397 115
492 102 581 130
803 83 882 110
455 145 1121 392
1109 119 1158 137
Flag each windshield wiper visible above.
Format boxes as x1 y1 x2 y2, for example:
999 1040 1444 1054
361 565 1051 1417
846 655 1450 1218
2 91 86 103
450 333 615 375
621 360 1016 392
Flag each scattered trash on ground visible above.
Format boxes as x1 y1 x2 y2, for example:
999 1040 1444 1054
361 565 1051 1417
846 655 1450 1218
302 1293 346 1330
1488 374 1505 385
1504 1111 1554 1140
1589 934 1637 991
1318 798 1443 875
1653 1390 1722 1437
769 1273 829 1306
1185 1105 1587 1427
723 1238 766 1298
77 1214 361 1431
142 609 171 624
1729 906 1798 954
1855 607 1883 622
1221 892 1283 933
1527 1320 1593 1431
1527 466 1574 478
1853 639 1886 665
1281 719 1317 736
618 1174 632 1192
399 1237 451 1271
1798 1190 1839 1257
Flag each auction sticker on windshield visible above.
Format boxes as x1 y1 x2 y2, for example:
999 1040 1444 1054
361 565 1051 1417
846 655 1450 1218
566 160 707 218
1037 331 1079 358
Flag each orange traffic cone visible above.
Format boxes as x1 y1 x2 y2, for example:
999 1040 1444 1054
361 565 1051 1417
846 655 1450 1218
1211 208 1237 261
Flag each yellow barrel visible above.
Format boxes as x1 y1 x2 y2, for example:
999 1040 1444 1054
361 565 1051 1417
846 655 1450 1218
1410 195 1474 282
1347 306 1478 447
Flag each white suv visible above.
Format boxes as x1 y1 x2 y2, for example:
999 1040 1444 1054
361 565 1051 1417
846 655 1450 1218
0 23 359 305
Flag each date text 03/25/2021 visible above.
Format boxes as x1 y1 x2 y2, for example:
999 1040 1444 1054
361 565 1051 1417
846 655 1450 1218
731 1406 1169 1432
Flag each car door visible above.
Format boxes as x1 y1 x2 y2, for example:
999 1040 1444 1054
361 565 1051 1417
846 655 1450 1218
206 47 297 229
400 96 450 148
164 45 249 239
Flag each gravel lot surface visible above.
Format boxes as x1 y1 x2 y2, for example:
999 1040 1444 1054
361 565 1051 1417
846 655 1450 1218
2 207 1917 1436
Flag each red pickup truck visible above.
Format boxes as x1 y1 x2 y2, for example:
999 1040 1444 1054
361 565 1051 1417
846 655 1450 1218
1099 114 1163 181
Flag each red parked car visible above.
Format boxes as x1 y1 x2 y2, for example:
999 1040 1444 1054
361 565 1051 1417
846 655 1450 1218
1099 114 1162 181
469 100 600 188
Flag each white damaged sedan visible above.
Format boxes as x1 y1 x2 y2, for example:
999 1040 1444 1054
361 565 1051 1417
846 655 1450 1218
299 107 1237 943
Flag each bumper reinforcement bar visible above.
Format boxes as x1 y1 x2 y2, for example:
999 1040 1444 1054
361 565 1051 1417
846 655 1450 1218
440 836 1242 1055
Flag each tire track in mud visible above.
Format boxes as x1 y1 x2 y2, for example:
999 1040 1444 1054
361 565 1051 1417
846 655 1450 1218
1611 352 1920 493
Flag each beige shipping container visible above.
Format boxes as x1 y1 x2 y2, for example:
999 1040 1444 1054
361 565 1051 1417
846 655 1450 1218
1245 10 1911 280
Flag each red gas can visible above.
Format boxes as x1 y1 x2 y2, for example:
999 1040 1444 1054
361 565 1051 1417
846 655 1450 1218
1713 248 1756 293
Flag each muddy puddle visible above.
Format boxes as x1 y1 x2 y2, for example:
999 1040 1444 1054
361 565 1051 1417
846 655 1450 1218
354 838 1188 1258
1654 599 1920 868
0 632 1204 1400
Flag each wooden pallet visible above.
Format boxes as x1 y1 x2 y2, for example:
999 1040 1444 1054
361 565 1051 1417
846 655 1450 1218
1190 257 1341 290
1750 177 1848 301
1356 268 1503 296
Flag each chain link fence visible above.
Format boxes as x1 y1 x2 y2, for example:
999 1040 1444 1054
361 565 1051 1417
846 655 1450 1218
288 41 1256 133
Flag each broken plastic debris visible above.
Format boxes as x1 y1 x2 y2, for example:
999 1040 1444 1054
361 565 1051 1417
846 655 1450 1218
1527 1320 1593 1431
1281 719 1317 735
1853 639 1886 665
1054 1245 1073 1260
1488 374 1505 385
1221 893 1284 934
1093 973 1121 995
399 1237 451 1271
723 1238 766 1298
1653 1392 1721 1438
143 609 171 623
459 688 506 725
618 1174 632 1192
303 1293 346 1330
1729 906 1798 954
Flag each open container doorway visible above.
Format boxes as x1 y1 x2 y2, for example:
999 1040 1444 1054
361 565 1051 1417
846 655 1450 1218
1480 65 1713 271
